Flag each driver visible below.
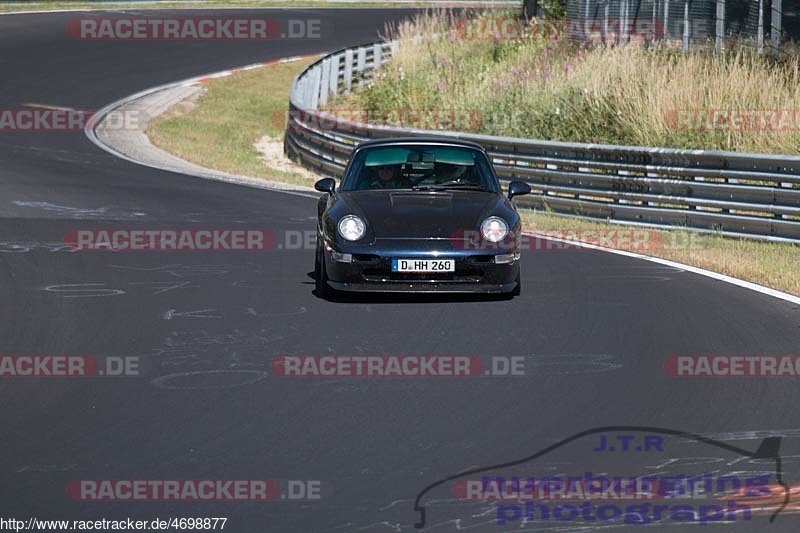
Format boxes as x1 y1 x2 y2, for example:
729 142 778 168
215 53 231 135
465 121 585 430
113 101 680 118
369 165 407 189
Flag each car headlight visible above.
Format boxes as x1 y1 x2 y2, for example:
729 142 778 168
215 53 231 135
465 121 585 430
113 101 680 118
481 217 508 243
338 215 366 241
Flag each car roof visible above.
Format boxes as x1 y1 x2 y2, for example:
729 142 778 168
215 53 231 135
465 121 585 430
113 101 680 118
353 137 487 153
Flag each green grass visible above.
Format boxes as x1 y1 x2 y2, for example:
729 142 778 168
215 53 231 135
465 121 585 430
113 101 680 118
147 58 319 189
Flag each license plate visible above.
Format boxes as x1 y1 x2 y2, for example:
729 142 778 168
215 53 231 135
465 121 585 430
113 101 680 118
391 258 455 273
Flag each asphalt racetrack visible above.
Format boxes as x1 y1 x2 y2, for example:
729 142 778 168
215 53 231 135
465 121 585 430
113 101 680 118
0 7 799 532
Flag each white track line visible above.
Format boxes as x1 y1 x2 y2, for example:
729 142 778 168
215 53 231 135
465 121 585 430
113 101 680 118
522 231 800 305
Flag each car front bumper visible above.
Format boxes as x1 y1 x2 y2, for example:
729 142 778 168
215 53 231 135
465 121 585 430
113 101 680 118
322 246 520 294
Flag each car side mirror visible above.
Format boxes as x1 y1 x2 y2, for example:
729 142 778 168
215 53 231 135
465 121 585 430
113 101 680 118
508 181 531 199
315 178 336 195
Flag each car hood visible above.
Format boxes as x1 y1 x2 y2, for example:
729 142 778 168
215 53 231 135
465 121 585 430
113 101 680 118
338 190 503 239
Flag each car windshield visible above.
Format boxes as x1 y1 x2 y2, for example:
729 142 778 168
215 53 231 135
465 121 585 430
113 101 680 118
341 145 498 192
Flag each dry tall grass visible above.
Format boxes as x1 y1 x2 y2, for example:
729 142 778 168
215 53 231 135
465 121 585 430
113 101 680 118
351 10 800 154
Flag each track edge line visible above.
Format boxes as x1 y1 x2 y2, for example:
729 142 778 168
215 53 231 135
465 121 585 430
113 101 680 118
522 230 800 305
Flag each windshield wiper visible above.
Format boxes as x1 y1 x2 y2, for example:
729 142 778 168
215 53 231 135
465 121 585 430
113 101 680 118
425 184 487 191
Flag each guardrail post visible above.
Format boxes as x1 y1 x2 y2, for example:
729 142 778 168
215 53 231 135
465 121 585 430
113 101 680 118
652 0 658 44
373 43 382 69
357 47 367 88
715 0 725 52
329 54 340 98
344 49 354 92
319 58 330 106
682 0 690 52
522 0 538 18
623 0 629 43
618 170 628 203
303 72 314 109
293 80 303 109
309 66 321 110
771 0 782 55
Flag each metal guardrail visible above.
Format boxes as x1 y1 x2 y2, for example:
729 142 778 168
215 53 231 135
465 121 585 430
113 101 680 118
285 40 800 242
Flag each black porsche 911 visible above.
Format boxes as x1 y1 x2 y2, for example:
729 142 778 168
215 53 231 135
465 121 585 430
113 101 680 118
313 138 531 296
